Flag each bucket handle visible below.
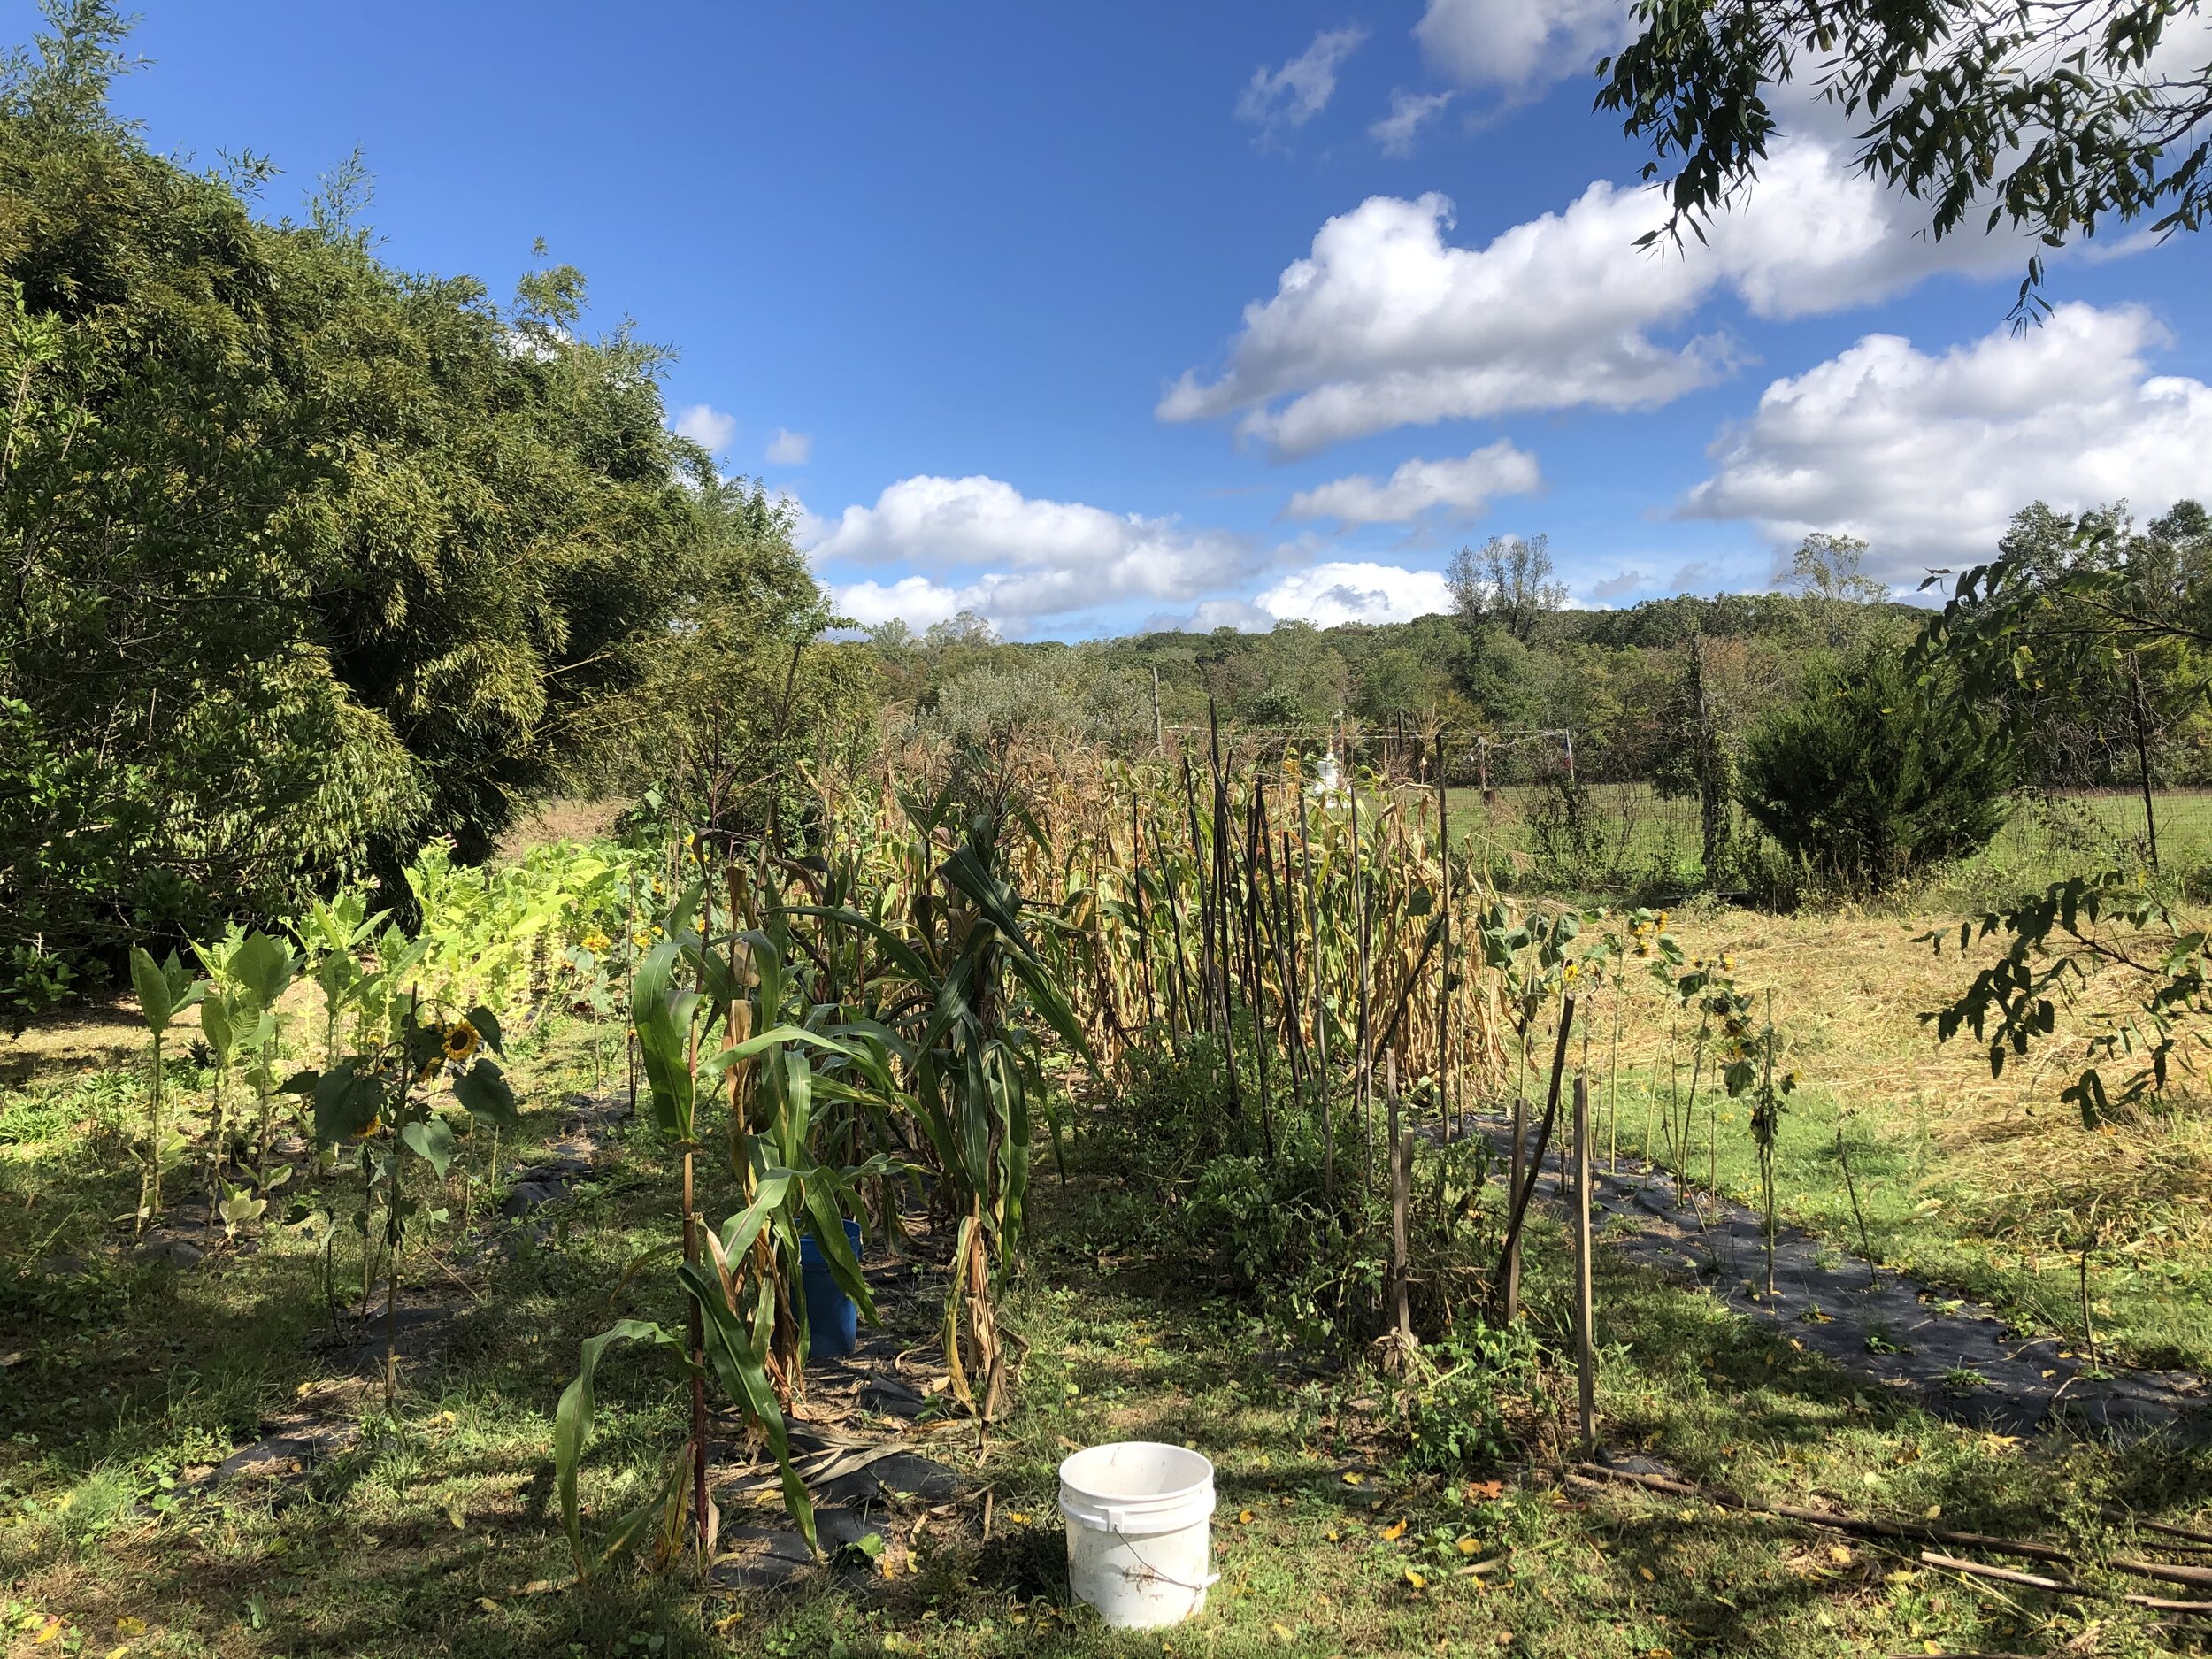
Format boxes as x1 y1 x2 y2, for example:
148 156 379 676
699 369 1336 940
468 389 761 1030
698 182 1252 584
1110 1524 1221 1594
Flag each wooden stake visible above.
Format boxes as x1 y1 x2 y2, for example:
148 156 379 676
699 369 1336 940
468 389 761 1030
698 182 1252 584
1433 730 1454 1141
1389 1054 1410 1345
1505 1096 1525 1321
1573 1071 1596 1455
1491 995 1577 1323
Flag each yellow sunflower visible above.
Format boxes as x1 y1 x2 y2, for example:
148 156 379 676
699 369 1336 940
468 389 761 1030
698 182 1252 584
443 1019 480 1063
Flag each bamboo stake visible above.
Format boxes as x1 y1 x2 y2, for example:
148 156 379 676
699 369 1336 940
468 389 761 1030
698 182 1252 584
1506 1096 1525 1321
1244 780 1275 1161
1131 793 1157 1035
1388 1052 1410 1346
1348 738 1372 1189
1433 731 1453 1141
1571 1464 2072 1563
1294 791 1333 1207
1573 1071 1596 1456
1491 995 1576 1323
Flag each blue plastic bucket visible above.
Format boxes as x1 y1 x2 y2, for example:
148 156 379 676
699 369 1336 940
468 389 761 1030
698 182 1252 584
799 1217 863 1358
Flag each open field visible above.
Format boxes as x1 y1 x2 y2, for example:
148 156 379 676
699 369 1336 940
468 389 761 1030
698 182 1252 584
1563 903 2212 1372
1438 784 2205 899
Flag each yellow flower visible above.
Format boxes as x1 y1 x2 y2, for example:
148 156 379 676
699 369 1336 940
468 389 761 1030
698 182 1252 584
1562 962 1579 981
443 1020 480 1062
355 1115 382 1139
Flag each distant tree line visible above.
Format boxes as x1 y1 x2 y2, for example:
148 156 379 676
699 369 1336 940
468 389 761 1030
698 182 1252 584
866 505 2212 893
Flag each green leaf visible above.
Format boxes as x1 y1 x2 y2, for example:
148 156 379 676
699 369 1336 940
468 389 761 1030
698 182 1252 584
680 1262 815 1554
553 1318 684 1581
230 931 295 1011
312 1062 383 1142
200 993 235 1063
129 946 173 1033
400 1117 457 1178
453 1057 519 1126
633 941 699 1142
465 1004 504 1056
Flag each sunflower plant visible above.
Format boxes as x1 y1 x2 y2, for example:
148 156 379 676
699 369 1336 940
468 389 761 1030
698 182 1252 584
289 993 516 1395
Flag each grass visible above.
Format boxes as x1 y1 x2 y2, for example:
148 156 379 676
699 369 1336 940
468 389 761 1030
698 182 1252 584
1559 901 2212 1372
1432 782 2212 902
10 874 2212 1656
4 1000 2211 1659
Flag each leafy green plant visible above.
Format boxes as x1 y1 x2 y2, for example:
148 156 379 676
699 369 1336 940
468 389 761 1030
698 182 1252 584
1738 644 2014 891
1397 1325 1538 1474
127 945 203 1233
795 790 1087 1417
554 914 894 1577
296 994 515 1396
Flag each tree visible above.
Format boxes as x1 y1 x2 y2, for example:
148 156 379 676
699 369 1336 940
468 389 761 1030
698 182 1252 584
1448 534 1568 643
0 2 838 998
1738 643 2016 888
1786 532 1890 649
1598 0 2211 315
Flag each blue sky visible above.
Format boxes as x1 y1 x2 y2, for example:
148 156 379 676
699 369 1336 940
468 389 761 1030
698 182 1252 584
106 1 2212 639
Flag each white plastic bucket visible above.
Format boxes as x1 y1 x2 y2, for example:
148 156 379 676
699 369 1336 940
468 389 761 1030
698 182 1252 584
1057 1441 1217 1628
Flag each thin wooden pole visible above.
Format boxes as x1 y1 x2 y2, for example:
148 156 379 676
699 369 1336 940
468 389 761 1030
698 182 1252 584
1388 1052 1411 1347
1506 1096 1526 1321
1573 1071 1596 1456
1244 780 1275 1161
1433 731 1454 1141
1492 995 1578 1322
1349 738 1372 1188
1294 790 1332 1206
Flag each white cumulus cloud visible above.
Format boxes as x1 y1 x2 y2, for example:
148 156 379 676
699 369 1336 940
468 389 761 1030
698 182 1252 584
1161 133 2032 457
1415 0 1630 99
1238 26 1367 140
765 426 811 465
1284 440 1540 525
1256 560 1454 626
833 575 962 631
1681 303 2212 576
672 403 737 452
810 473 1260 631
1370 88 1454 157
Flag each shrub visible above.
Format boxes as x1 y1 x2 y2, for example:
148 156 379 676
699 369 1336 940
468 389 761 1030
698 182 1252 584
1737 646 2013 889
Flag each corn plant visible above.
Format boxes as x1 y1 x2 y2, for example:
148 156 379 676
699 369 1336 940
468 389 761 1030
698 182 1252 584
792 787 1088 1417
127 946 203 1233
553 922 891 1575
